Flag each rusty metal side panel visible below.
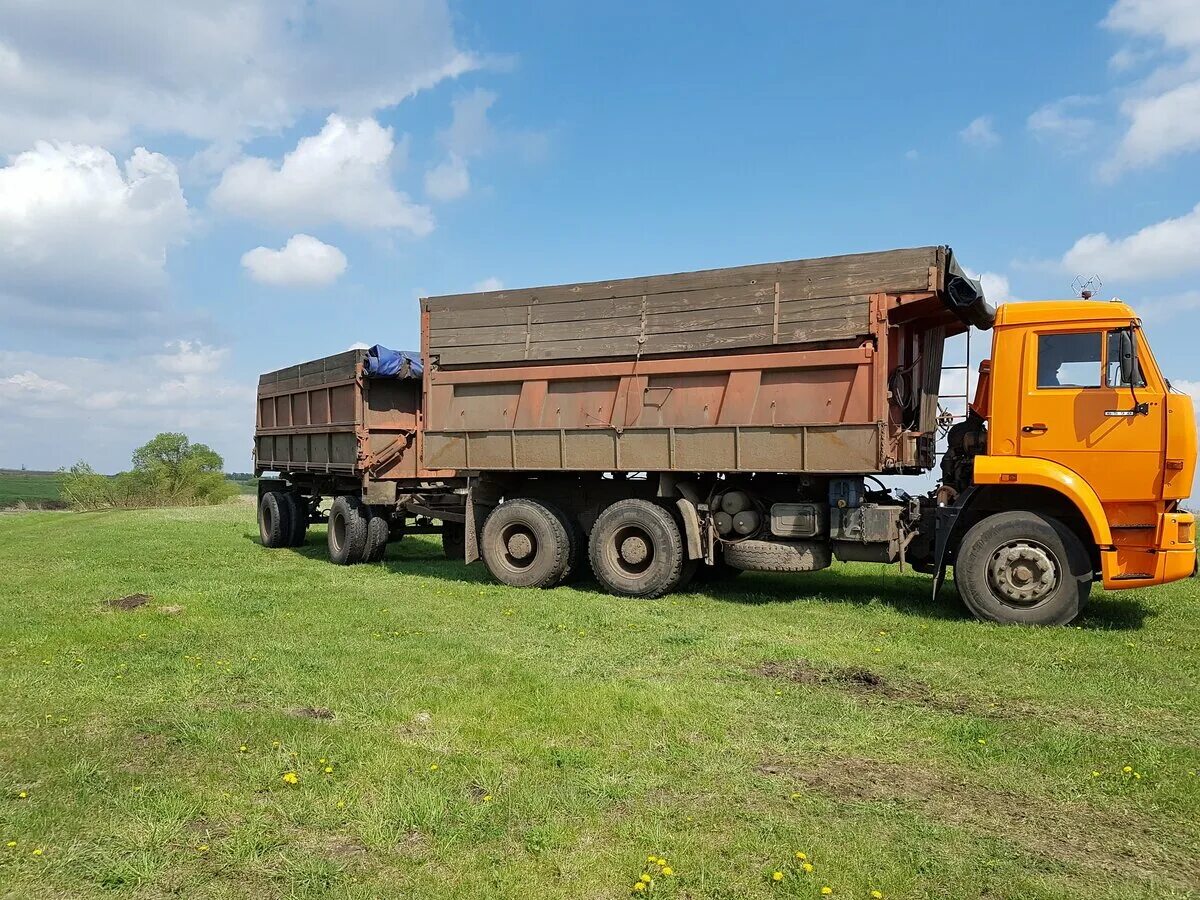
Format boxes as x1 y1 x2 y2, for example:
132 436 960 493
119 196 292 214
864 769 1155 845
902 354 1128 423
421 424 883 473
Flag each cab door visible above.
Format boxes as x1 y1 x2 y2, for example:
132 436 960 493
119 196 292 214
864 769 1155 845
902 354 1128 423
1016 326 1164 503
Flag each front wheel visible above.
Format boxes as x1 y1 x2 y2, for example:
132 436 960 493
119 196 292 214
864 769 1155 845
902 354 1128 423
328 495 369 565
954 511 1092 626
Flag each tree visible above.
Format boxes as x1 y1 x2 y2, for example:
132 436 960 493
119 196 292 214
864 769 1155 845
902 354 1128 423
63 433 237 509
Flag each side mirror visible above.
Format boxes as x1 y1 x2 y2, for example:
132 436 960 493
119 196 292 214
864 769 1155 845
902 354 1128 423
1118 329 1134 385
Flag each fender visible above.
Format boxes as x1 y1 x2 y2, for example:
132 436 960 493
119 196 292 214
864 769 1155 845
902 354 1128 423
972 455 1112 546
930 457 1113 600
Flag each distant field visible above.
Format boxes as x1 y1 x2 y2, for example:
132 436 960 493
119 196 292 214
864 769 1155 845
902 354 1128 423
0 502 1196 899
0 471 256 507
0 470 65 508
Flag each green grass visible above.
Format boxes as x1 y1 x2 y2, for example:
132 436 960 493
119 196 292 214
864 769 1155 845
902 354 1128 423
0 470 65 508
0 501 1197 900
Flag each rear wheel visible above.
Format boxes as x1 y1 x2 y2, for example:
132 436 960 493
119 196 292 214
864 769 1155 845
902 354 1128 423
328 495 369 565
363 508 390 563
283 493 309 547
588 499 685 598
442 521 465 561
954 511 1092 625
481 499 573 588
259 491 292 549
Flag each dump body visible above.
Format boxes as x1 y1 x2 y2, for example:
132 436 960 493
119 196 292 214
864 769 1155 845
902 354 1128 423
420 246 976 475
255 349 441 489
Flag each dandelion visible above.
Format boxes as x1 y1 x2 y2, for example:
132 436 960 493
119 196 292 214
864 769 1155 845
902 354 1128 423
662 866 673 876
656 858 667 867
483 794 492 802
1091 771 1101 777
1122 766 1132 774
281 772 299 785
772 870 784 882
790 792 801 800
871 892 883 899
429 763 439 772
640 874 652 884
336 800 346 809
821 888 833 895
272 741 281 748
802 862 814 873
1134 772 1142 780
32 848 43 856
197 844 209 853
632 884 646 894
17 791 27 799
320 758 327 764
239 745 248 753
795 851 807 860
324 766 333 774
6 841 15 847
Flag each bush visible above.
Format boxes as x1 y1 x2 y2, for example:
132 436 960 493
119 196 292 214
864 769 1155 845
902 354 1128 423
62 433 239 510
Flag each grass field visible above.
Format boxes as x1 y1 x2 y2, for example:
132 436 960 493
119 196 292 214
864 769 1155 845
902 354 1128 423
0 470 65 508
0 501 1197 899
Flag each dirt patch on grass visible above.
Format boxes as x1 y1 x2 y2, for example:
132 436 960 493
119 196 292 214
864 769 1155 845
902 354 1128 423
752 659 1129 734
107 593 152 611
290 706 335 720
759 755 1199 890
325 835 368 858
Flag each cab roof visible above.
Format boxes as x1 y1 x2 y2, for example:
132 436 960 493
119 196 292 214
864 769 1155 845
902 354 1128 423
994 299 1136 327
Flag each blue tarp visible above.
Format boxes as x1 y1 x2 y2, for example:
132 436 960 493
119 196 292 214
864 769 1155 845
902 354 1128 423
364 345 423 378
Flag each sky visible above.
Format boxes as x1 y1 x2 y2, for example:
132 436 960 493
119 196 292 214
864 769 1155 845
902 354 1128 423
2 0 1200 481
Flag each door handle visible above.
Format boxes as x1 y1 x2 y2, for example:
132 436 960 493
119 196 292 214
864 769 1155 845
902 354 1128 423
1022 423 1048 434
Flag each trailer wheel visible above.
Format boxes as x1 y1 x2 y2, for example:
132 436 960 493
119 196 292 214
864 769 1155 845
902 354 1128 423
588 499 685 599
283 493 309 547
328 495 369 565
481 499 572 588
442 521 465 561
258 491 293 549
362 508 390 563
954 511 1091 626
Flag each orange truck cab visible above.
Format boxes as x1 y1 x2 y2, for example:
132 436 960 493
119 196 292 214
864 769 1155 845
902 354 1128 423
936 299 1197 616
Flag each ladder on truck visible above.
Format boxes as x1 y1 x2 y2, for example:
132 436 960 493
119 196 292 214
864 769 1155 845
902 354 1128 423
935 327 973 457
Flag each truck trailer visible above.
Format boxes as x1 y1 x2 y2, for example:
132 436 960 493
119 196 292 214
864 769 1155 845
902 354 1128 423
253 245 1197 625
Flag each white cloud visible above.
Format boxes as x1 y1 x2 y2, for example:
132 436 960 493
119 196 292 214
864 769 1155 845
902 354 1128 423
472 277 504 292
152 341 230 375
964 268 1018 305
347 342 371 350
1027 96 1098 148
904 149 919 161
1103 81 1200 175
0 1 478 154
959 116 999 148
212 115 433 235
1173 379 1200 416
1101 0 1200 175
1061 202 1200 280
0 140 190 333
0 346 254 471
241 235 347 287
424 153 470 201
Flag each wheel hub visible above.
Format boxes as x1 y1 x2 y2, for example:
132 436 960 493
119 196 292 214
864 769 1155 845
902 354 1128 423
987 540 1059 605
619 535 650 565
506 531 534 561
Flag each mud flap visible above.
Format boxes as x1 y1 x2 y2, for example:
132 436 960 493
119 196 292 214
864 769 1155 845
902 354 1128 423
931 486 977 600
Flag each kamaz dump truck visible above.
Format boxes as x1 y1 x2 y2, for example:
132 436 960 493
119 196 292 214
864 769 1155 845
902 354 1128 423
253 246 1197 625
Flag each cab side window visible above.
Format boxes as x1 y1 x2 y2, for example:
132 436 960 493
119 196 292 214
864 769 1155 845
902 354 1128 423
1036 332 1102 389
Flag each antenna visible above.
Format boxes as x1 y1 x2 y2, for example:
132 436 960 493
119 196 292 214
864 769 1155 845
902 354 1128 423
1071 274 1102 301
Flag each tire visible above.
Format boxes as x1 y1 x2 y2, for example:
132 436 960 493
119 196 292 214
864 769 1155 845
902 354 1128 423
283 493 309 547
442 521 465 561
363 508 390 563
588 499 685 599
481 499 572 588
953 511 1092 626
328 495 369 565
722 539 831 573
259 491 293 549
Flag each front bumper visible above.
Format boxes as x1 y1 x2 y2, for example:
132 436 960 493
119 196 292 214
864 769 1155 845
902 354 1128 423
1101 511 1196 589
